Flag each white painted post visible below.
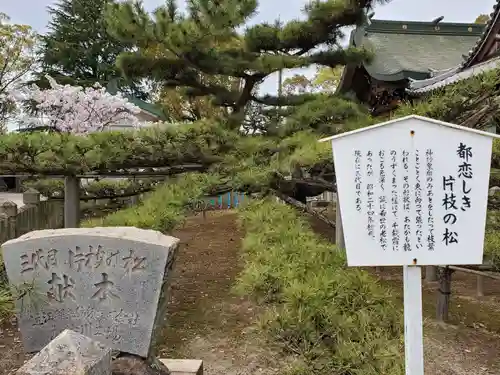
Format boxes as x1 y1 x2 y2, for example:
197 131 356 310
403 266 424 375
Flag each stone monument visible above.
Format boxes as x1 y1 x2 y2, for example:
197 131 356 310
1 227 179 357
16 329 112 375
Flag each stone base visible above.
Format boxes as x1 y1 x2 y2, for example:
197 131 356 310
159 359 203 375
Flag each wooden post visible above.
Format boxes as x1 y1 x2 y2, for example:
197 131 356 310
64 176 80 228
425 266 438 282
129 195 139 206
23 188 41 230
436 266 453 322
334 193 345 250
476 275 485 297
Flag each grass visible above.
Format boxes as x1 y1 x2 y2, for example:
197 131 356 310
236 198 404 375
0 251 12 324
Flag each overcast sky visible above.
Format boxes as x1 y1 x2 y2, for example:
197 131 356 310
1 0 497 95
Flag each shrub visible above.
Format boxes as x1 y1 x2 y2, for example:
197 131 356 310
236 199 403 375
0 251 13 323
483 209 500 270
82 173 221 231
484 230 500 272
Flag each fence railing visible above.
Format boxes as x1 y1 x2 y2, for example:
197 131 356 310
0 190 244 247
204 192 247 210
0 190 64 245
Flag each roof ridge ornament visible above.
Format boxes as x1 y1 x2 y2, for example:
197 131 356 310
365 11 375 26
432 16 444 25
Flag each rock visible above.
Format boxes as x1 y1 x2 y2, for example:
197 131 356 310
489 186 500 196
112 355 170 375
16 329 111 375
1 227 179 357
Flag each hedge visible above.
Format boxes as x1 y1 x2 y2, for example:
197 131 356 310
82 173 221 231
235 199 404 375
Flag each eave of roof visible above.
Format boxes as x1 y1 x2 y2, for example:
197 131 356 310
125 96 167 120
407 1 500 95
407 55 500 95
351 19 484 83
461 0 500 69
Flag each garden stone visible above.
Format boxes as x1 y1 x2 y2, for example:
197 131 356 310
489 186 500 195
1 227 179 357
16 329 112 375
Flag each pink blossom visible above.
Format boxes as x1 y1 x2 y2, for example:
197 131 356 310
23 76 141 134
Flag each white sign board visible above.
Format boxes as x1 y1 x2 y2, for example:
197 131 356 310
322 115 498 267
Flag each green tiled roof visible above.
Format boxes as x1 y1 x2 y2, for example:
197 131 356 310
352 20 486 82
125 96 167 120
106 80 167 121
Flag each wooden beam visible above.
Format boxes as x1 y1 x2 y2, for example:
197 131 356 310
272 190 336 228
0 164 207 178
444 265 500 281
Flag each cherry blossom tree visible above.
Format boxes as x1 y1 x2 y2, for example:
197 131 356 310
21 75 141 134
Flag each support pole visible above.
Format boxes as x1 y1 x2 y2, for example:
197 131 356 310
477 275 485 297
436 266 453 322
335 193 345 250
64 176 80 228
425 265 438 282
403 265 424 375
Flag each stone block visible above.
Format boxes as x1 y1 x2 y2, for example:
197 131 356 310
16 329 111 375
0 200 18 217
489 186 500 196
159 359 203 375
1 227 180 357
23 189 41 205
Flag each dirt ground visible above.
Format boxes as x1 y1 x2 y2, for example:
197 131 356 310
2 211 500 374
157 210 288 375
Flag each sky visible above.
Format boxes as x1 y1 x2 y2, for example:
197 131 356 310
1 0 497 95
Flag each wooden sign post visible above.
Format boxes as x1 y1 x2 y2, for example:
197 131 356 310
320 115 499 375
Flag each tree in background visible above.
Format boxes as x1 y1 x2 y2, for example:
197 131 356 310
475 14 489 24
36 0 148 100
158 82 232 122
20 76 141 134
283 66 343 94
106 0 384 129
142 41 241 122
0 13 38 132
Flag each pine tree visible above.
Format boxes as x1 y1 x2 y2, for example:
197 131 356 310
106 0 384 127
36 0 148 99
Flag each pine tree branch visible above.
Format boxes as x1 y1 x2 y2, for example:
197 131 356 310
251 93 317 107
